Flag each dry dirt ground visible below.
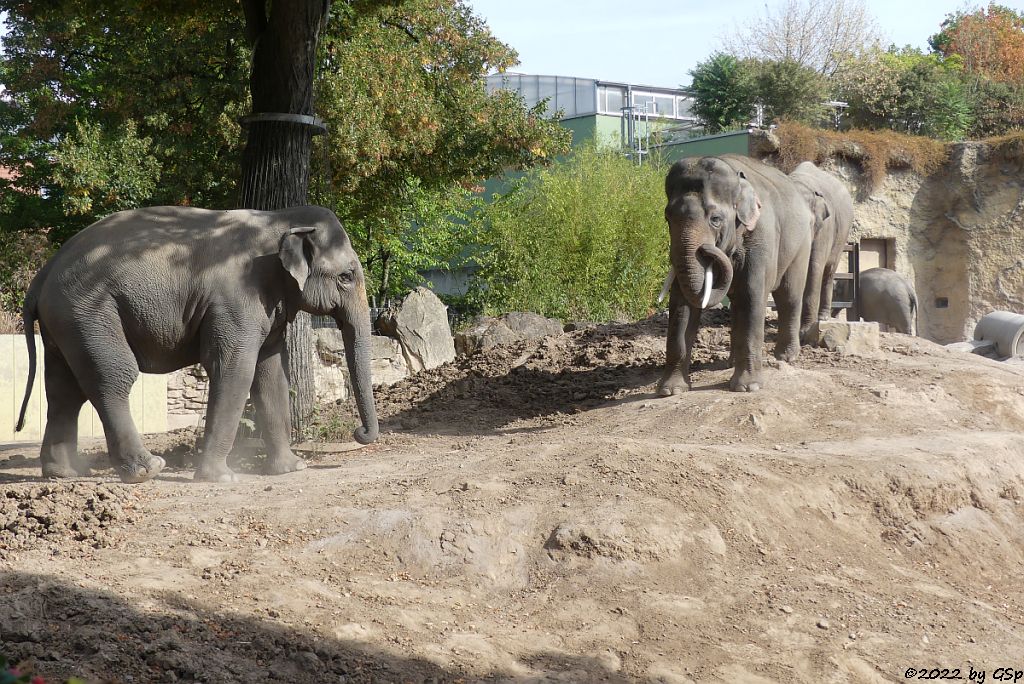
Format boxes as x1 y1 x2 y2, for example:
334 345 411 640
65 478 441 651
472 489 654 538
2 313 1024 684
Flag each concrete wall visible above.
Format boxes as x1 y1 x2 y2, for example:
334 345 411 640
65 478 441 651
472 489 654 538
654 130 751 164
0 335 167 442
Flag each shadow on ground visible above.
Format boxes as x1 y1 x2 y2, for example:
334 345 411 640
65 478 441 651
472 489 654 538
0 571 633 683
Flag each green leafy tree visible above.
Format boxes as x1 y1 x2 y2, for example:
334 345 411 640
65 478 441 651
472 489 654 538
834 47 975 140
0 0 569 301
53 119 162 218
688 53 756 134
751 58 829 125
313 1 570 298
469 144 668 322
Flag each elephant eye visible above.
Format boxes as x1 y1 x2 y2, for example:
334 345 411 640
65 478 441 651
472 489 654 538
709 214 724 228
338 270 354 285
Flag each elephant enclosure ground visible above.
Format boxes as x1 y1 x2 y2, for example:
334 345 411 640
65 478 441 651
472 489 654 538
2 314 1024 683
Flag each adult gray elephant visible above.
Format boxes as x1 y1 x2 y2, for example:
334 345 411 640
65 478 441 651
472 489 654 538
657 154 813 394
788 161 854 343
856 267 917 334
16 205 378 483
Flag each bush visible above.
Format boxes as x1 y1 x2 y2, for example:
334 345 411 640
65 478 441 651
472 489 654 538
0 229 52 329
469 144 668 322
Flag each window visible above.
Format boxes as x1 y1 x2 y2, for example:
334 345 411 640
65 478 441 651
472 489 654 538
599 85 625 113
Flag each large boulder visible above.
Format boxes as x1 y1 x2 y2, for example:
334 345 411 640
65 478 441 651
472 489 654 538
376 287 456 372
314 330 409 402
455 312 564 356
811 320 880 356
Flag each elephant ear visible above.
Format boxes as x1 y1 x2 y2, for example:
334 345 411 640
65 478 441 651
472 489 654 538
279 226 317 290
735 171 762 231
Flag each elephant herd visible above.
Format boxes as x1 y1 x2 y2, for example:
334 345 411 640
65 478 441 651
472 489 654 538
657 155 857 395
14 155 913 484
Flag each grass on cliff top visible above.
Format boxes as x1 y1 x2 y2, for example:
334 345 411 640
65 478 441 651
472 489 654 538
773 122 1024 192
773 121 950 191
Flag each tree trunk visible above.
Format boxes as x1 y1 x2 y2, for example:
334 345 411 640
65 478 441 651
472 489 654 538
239 0 329 441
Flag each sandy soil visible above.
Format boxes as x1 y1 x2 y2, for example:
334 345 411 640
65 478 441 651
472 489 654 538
2 313 1024 683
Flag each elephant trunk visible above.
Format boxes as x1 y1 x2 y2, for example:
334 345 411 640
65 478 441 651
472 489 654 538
337 300 379 445
675 241 733 309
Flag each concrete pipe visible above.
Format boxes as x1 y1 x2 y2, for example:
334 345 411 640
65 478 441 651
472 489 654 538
973 310 1024 358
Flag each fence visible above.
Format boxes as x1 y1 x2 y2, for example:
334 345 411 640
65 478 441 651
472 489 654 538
0 335 167 443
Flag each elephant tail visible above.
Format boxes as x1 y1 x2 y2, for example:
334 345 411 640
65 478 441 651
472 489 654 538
909 288 919 336
15 293 39 433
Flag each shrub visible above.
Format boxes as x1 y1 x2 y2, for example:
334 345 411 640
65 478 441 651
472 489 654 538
469 144 668 322
0 229 52 328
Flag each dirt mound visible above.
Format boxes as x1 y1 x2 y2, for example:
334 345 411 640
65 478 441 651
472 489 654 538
2 315 1024 683
0 483 144 559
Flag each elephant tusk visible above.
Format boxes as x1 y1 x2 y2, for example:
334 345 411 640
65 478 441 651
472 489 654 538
657 266 675 304
700 263 714 309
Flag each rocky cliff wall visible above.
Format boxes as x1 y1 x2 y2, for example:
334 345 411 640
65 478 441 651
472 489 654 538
812 141 1023 343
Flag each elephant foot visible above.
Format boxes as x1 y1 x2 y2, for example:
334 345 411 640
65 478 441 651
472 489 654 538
657 369 690 396
729 369 762 392
194 462 239 483
117 454 165 484
775 344 800 363
265 454 307 476
42 461 92 479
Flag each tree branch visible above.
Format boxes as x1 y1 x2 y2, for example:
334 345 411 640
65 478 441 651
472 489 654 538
383 18 419 43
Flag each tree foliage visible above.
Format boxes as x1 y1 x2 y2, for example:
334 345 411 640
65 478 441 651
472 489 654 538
930 3 1024 85
0 1 249 242
720 0 883 77
752 58 829 125
313 1 570 297
688 53 756 134
834 46 1006 141
0 0 570 301
469 144 667 322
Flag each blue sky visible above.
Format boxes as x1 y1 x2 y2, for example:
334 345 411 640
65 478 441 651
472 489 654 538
465 0 1024 88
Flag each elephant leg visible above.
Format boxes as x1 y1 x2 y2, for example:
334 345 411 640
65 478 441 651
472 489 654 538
800 254 826 345
775 265 807 363
194 342 259 483
818 261 837 321
65 326 164 484
250 347 306 475
657 280 701 396
729 270 766 392
40 346 90 478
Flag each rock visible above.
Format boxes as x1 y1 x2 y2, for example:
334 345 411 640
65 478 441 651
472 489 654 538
312 330 410 402
817 618 830 630
454 312 564 355
377 287 456 372
812 320 880 356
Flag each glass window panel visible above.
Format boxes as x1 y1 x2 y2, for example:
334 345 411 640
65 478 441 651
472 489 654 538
601 86 624 113
577 81 597 114
556 77 576 117
654 95 675 116
631 93 655 113
521 75 539 106
676 96 693 118
537 76 556 108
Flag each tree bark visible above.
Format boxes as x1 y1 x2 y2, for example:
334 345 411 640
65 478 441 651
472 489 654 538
239 0 329 440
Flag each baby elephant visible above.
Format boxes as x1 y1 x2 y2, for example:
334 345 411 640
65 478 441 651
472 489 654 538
856 267 917 334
